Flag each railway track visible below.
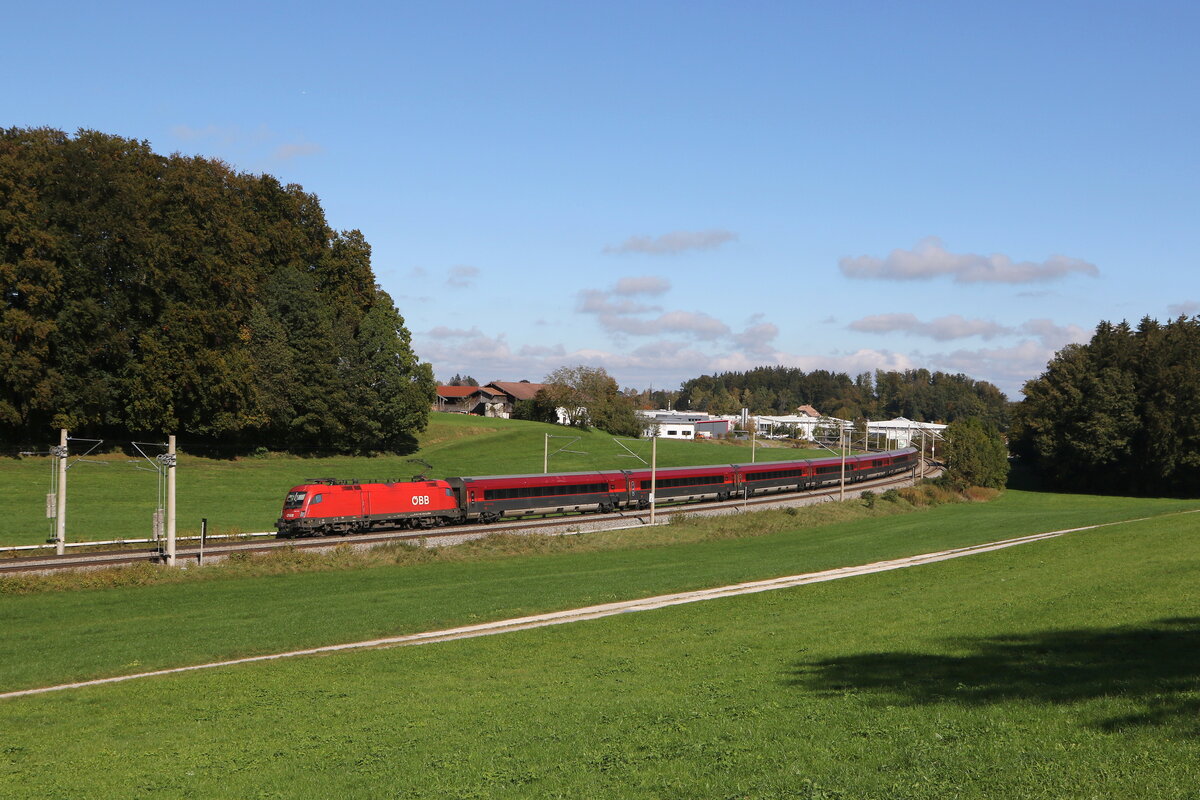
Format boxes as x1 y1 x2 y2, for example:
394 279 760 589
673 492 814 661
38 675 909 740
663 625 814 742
1 466 939 575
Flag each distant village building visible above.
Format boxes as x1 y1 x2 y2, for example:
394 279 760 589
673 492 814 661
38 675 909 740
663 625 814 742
433 385 506 416
637 410 732 440
752 408 947 449
753 404 831 440
866 417 947 448
433 380 551 419
436 385 946 450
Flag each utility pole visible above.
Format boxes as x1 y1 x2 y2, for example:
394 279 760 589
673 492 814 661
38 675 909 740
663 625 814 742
919 430 926 479
839 424 847 501
649 434 657 525
54 428 67 555
165 435 177 567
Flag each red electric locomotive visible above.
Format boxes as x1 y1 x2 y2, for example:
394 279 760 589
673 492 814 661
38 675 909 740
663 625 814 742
277 478 461 537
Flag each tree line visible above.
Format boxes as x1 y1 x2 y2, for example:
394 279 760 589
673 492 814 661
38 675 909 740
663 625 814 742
1012 316 1200 495
667 366 1009 428
0 127 434 453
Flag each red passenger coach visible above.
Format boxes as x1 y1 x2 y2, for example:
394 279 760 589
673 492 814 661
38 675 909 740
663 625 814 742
446 470 629 523
276 478 461 537
623 464 736 504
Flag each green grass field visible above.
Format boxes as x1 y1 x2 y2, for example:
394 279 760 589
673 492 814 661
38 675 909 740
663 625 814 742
2 489 1198 797
0 414 834 547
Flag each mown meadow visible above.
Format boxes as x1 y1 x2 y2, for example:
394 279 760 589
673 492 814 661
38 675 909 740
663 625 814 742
0 414 831 547
1 488 1198 798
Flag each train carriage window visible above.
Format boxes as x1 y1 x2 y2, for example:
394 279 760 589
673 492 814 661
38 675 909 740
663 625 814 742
745 468 805 482
483 481 611 501
639 474 725 490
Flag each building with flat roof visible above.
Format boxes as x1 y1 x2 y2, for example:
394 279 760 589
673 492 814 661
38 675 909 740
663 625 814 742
637 410 732 440
866 417 947 448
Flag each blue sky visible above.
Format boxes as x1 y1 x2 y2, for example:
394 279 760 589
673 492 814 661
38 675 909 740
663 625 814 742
7 1 1198 399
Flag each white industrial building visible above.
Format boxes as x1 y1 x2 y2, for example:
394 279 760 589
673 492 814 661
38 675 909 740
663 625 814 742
638 411 732 440
865 417 947 448
638 408 945 449
753 414 946 449
753 414 845 440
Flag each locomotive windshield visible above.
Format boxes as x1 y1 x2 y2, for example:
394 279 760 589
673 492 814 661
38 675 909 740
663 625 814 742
284 491 307 509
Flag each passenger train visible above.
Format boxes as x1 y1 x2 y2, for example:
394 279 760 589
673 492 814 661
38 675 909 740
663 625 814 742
275 448 918 537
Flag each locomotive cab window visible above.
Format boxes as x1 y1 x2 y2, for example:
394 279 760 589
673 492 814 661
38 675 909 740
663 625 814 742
310 494 324 504
284 491 306 508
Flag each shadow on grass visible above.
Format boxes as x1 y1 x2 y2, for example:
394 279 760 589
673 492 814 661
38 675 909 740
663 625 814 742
790 617 1200 733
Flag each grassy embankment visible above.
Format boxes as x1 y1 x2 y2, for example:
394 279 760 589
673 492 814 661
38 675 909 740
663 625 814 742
0 488 1197 797
0 413 831 547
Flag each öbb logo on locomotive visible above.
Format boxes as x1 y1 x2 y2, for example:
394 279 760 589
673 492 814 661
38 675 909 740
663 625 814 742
275 448 918 538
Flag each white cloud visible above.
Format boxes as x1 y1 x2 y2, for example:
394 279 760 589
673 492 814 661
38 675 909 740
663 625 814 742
925 340 1057 398
427 326 486 339
1017 319 1089 349
1168 301 1200 316
614 276 671 295
416 320 1055 401
604 229 738 255
518 343 566 358
446 265 480 288
847 313 1089 349
778 349 918 375
599 310 732 341
733 322 780 356
848 313 1011 341
578 285 729 341
169 124 318 163
839 237 1099 284
171 124 242 143
274 141 322 160
577 289 659 316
